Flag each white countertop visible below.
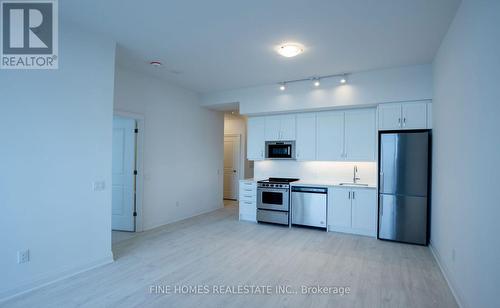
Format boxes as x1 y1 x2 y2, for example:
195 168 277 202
241 178 376 189
291 180 377 189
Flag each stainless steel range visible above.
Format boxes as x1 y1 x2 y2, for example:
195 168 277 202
257 177 299 225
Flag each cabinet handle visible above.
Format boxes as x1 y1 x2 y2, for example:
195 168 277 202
244 201 252 204
244 195 252 198
261 149 264 158
403 117 406 127
352 191 355 199
348 191 351 199
398 118 401 127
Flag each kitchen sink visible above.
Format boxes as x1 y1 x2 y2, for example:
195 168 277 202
339 183 369 186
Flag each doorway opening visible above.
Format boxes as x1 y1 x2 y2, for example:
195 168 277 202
111 111 144 246
223 112 253 206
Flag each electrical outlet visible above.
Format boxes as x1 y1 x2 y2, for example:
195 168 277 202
18 250 30 264
92 181 106 191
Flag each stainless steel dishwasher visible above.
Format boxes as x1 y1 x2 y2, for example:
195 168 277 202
291 186 328 229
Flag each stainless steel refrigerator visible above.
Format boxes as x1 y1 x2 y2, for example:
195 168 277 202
378 130 430 245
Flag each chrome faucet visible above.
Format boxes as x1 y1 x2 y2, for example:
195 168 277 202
353 165 361 183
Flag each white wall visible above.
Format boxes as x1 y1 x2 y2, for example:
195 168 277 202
202 64 432 115
0 23 116 300
254 161 377 185
432 1 500 307
114 67 224 230
224 113 253 179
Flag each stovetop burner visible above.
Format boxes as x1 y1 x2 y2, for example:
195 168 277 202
258 177 300 184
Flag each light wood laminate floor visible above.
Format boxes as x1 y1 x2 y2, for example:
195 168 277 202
4 204 457 308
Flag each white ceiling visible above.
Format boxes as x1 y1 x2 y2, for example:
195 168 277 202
61 0 461 93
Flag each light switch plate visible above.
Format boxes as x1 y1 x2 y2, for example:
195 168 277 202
92 181 106 191
18 250 30 264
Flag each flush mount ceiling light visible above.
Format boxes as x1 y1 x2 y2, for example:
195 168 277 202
276 43 304 58
150 61 162 67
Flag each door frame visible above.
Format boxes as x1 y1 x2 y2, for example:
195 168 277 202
113 110 144 232
223 134 242 200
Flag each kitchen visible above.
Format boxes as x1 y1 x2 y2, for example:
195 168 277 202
238 100 431 245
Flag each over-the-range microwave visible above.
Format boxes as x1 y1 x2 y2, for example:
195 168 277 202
265 141 295 159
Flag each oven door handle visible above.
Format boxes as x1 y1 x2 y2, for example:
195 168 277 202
258 188 289 193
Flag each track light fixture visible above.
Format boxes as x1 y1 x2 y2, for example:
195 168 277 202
278 73 349 91
340 74 347 84
313 78 320 87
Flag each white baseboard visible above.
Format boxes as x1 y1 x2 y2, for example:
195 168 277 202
143 205 222 231
0 253 114 303
429 242 466 308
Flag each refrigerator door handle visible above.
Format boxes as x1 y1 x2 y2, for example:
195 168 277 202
380 172 384 191
380 198 383 216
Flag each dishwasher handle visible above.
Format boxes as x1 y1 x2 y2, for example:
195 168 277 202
291 186 327 194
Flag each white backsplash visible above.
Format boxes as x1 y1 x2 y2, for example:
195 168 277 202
254 160 377 185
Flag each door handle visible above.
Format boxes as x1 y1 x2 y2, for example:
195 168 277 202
233 170 236 173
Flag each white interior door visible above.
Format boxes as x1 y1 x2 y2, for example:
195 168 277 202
224 135 240 200
112 116 136 231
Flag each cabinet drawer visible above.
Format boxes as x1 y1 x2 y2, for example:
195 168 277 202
239 188 256 198
240 211 257 222
239 199 256 209
239 189 257 201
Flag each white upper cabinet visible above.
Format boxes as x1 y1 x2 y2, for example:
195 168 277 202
378 103 402 130
402 102 427 129
316 111 344 161
378 101 430 130
427 102 432 129
265 115 296 141
247 117 266 160
280 115 296 140
264 115 281 141
296 113 316 161
344 109 376 161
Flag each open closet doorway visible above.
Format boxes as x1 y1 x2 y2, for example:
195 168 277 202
223 135 241 200
111 112 144 244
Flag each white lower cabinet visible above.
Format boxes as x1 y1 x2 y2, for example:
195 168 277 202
328 187 377 237
239 180 256 222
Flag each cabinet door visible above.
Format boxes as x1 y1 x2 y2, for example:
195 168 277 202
427 102 432 129
316 111 345 161
345 109 376 161
296 113 316 161
402 102 427 129
330 188 351 228
264 116 281 141
378 103 402 130
351 189 377 236
280 115 296 140
247 117 265 160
